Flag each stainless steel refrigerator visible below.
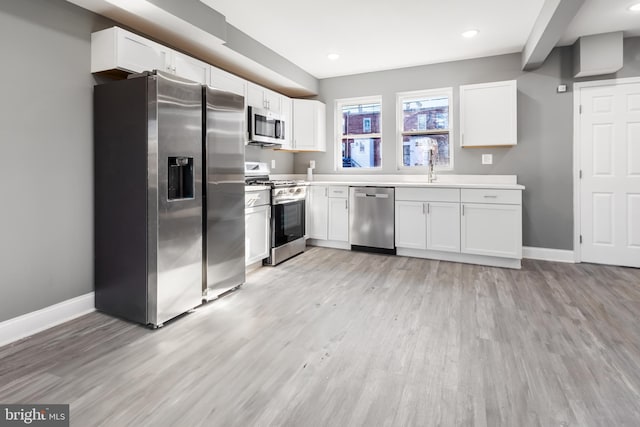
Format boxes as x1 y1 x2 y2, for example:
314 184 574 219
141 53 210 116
202 86 246 300
94 71 204 327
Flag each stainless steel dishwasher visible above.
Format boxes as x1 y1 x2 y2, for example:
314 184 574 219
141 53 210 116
349 187 396 254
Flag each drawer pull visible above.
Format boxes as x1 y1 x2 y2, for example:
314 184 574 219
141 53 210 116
483 195 498 198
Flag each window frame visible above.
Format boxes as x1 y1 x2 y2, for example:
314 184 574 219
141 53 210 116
335 95 383 171
396 87 454 171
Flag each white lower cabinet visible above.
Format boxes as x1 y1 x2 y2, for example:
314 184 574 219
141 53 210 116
460 188 522 259
328 187 349 242
461 203 522 258
307 186 328 240
395 188 460 253
426 202 461 252
307 185 349 242
307 185 523 268
395 201 426 249
245 205 270 265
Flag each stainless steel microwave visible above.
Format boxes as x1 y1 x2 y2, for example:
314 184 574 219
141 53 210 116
248 106 285 147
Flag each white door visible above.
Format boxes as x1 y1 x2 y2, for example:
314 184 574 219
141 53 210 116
246 83 265 109
245 205 270 265
328 198 349 242
308 186 328 240
579 82 640 267
461 203 522 259
171 52 210 84
117 29 171 74
426 202 460 252
395 201 426 249
210 66 246 97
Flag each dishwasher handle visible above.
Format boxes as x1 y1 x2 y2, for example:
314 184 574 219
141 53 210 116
355 193 389 199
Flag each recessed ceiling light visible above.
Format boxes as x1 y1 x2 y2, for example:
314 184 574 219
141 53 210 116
461 29 479 38
327 53 340 61
629 3 640 11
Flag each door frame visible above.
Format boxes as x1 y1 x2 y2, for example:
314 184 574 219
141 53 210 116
572 76 640 263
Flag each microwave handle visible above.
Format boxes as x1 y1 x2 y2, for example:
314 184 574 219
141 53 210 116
275 120 284 139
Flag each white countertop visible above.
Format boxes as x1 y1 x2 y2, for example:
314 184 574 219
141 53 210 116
269 174 525 190
307 181 524 190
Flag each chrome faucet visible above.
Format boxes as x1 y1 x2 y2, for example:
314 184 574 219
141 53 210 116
427 141 437 183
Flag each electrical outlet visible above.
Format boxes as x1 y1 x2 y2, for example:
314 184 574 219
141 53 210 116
309 160 316 169
482 154 493 165
557 84 567 93
271 159 276 169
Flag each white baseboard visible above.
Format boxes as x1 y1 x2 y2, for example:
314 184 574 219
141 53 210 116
397 247 522 269
522 247 575 263
0 292 95 348
307 239 351 250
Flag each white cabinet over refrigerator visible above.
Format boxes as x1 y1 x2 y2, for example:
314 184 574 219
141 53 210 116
91 27 210 84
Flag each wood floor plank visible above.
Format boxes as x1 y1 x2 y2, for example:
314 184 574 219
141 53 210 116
1 247 640 426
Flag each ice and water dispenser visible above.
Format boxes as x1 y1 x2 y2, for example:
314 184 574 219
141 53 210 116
168 156 194 200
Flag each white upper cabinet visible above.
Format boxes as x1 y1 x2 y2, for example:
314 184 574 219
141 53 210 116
92 27 210 84
210 66 246 97
92 27 171 75
171 52 210 85
263 88 282 114
460 80 517 147
279 97 293 150
292 99 326 152
247 82 283 114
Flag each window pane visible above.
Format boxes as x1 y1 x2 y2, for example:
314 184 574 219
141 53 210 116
342 103 381 135
401 134 450 167
342 138 382 168
402 96 448 132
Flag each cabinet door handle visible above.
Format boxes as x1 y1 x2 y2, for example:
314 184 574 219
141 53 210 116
325 187 328 197
427 203 430 214
422 203 425 215
462 205 465 216
345 199 348 209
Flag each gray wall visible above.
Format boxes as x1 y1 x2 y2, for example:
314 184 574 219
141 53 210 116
295 37 640 251
245 146 294 173
0 0 113 322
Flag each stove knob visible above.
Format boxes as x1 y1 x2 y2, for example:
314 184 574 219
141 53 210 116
295 188 302 193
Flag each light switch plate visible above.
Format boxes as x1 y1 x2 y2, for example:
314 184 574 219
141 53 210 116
271 159 276 169
557 84 567 93
309 160 316 169
482 154 493 165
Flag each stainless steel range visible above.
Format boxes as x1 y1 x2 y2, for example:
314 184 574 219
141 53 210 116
245 162 307 266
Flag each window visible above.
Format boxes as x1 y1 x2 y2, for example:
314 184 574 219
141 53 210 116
397 88 453 169
336 96 382 169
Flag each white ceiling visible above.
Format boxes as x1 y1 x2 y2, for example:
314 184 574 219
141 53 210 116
201 0 640 79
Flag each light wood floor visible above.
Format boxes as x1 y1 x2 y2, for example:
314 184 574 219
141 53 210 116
2 247 640 426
